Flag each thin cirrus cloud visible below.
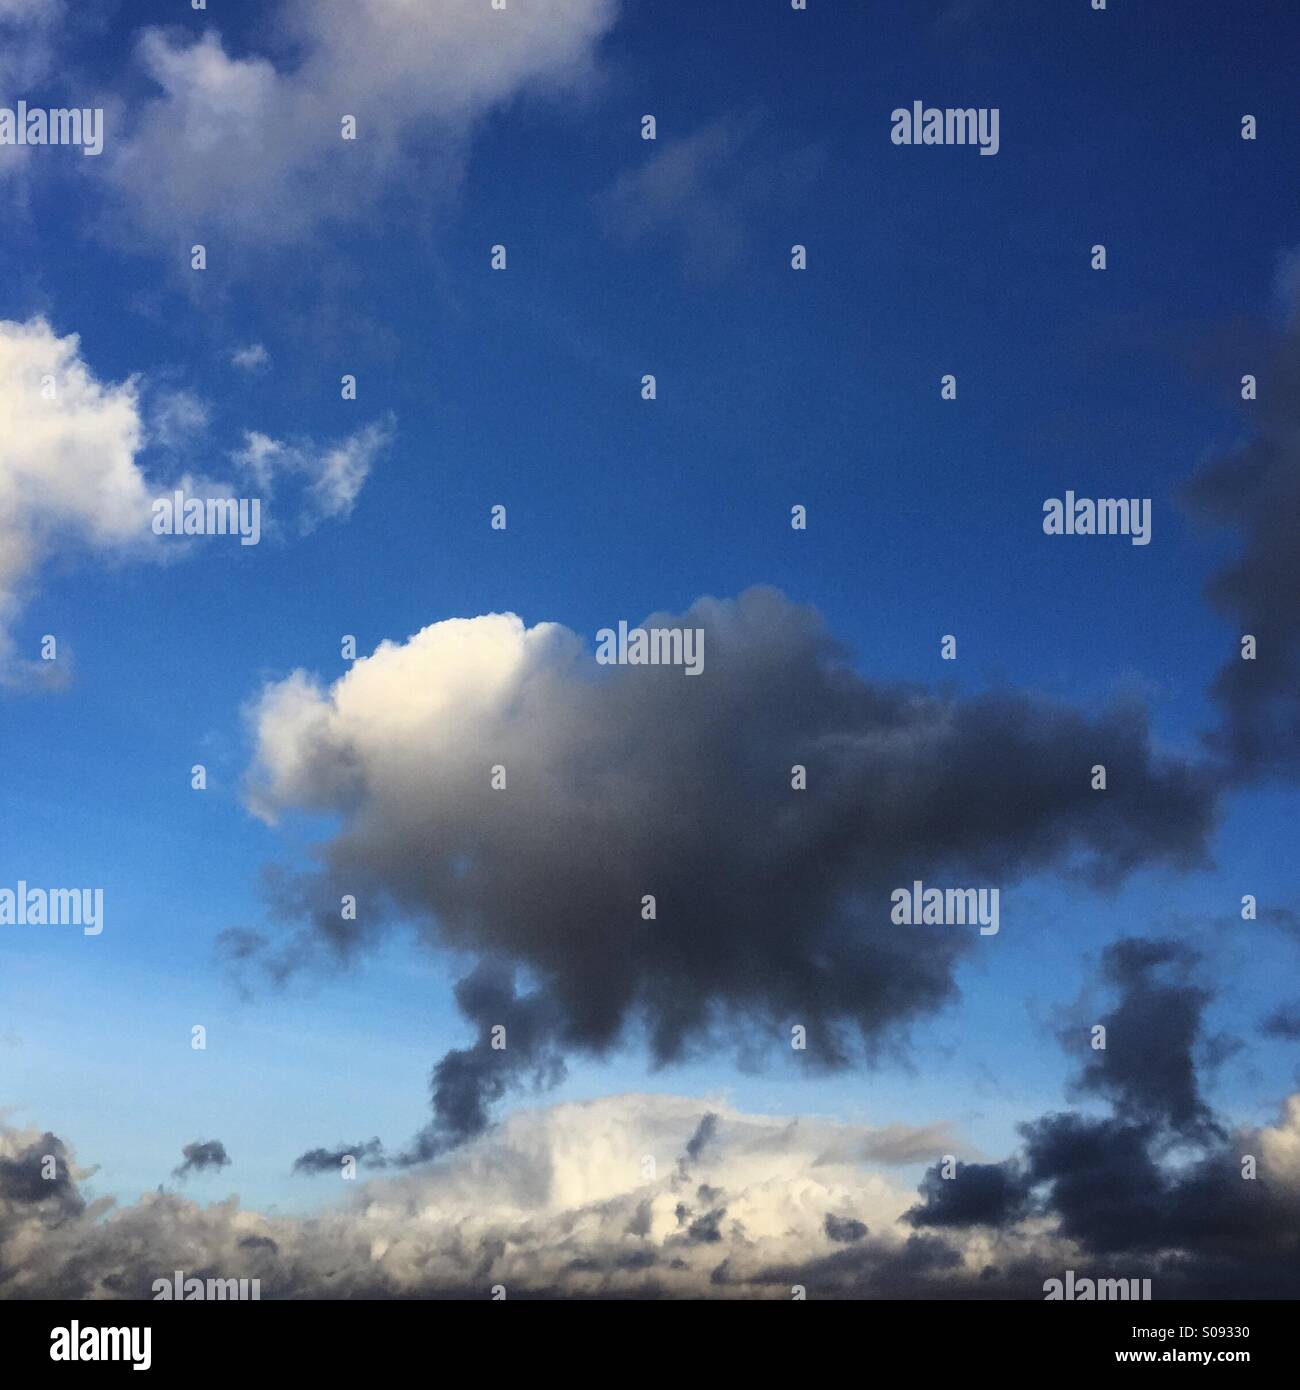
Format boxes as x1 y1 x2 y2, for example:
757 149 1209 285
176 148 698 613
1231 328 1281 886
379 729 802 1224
231 418 394 534
0 0 62 87
0 0 79 195
596 111 822 277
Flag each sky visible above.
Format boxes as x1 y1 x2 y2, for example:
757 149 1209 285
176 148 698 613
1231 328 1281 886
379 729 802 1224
2 0 1300 1300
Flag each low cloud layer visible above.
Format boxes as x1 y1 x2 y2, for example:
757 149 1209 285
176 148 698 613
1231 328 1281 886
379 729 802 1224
237 587 1218 1162
5 1066 1299 1298
0 1094 953 1298
4 940 1296 1299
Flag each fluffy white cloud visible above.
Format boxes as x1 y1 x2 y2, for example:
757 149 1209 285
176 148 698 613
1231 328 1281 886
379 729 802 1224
0 317 150 680
0 316 392 683
104 0 619 247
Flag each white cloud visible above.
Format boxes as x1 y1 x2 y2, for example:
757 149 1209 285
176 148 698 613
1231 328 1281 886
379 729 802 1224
147 388 209 449
0 1093 974 1298
12 1088 1300 1298
0 316 151 680
104 0 619 248
232 416 393 530
0 0 62 86
0 0 66 193
231 343 272 373
0 316 392 684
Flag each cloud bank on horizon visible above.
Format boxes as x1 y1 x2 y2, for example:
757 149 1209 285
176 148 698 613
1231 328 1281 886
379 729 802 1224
6 937 1300 1299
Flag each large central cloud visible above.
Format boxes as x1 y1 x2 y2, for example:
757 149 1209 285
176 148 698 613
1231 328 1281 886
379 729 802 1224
243 587 1218 1159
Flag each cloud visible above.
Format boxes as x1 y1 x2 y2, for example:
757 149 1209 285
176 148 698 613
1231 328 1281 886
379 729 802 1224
0 316 393 685
172 1140 231 1180
0 1094 964 1298
1261 1004 1300 1042
292 1138 385 1176
823 1212 868 1243
238 587 1217 1162
1064 938 1223 1141
908 1160 1031 1230
0 0 62 89
231 344 272 373
7 1078 1300 1299
102 0 619 250
597 113 819 276
0 316 151 682
232 417 393 531
1184 254 1300 780
0 0 69 194
148 388 209 450
906 937 1300 1298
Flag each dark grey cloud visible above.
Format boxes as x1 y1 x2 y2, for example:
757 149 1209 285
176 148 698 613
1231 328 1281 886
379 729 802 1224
242 588 1217 1166
0 1134 81 1221
172 1140 231 1180
683 1113 718 1166
1065 938 1223 1141
1184 298 1300 780
1262 1003 1300 1041
907 1160 1031 1230
292 1138 386 1176
907 936 1300 1297
823 1212 868 1243
397 963 567 1164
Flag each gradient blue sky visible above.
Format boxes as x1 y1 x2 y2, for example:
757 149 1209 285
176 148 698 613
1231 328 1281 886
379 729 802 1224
2 0 1299 1216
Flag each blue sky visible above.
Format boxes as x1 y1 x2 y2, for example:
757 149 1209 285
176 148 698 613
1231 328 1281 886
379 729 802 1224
3 0 1300 1238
